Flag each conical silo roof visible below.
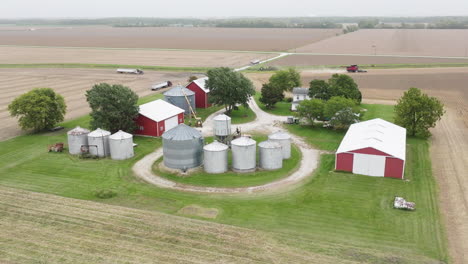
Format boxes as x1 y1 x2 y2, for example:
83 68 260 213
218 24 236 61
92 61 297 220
88 128 111 138
67 126 90 135
204 141 228 152
213 114 231 121
162 124 202 140
268 131 291 140
163 85 195 97
258 140 281 149
231 136 256 146
109 130 133 140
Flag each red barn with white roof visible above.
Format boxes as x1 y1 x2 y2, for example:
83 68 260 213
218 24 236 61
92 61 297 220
186 77 211 108
134 99 184 137
335 118 406 179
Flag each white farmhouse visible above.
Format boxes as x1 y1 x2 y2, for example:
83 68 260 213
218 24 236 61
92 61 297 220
291 87 310 111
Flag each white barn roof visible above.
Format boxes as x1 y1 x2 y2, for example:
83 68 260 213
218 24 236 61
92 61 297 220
193 77 209 93
336 118 406 160
139 99 184 122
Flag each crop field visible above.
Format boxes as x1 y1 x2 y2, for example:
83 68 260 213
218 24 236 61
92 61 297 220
0 68 191 141
296 29 468 57
0 26 342 51
0 46 273 68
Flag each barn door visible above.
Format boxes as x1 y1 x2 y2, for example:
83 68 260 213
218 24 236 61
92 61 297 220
165 116 178 132
352 153 385 177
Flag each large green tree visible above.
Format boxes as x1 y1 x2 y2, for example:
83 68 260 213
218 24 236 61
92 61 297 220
309 79 332 100
86 83 139 133
259 82 284 109
329 107 359 130
394 87 445 137
323 96 357 119
8 88 66 131
205 67 255 113
296 99 325 127
328 74 362 103
268 68 301 92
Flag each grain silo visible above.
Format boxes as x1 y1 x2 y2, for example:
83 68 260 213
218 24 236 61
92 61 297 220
268 131 292 159
109 130 134 160
258 140 283 170
87 128 111 157
67 126 90 155
231 136 256 172
213 114 231 136
162 124 204 170
164 85 196 115
203 141 229 174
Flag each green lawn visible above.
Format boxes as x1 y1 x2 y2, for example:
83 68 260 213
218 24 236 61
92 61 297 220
0 102 447 263
254 93 293 116
229 105 256 124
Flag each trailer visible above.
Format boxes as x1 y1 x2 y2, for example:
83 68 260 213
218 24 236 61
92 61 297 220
116 68 144 75
250 59 260 65
151 81 173 91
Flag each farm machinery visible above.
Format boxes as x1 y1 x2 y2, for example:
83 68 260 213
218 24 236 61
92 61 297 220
346 65 367 73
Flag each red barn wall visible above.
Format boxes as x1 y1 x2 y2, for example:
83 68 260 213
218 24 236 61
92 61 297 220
384 157 405 179
186 82 210 108
178 113 184 124
336 153 354 172
134 114 157 137
351 147 389 156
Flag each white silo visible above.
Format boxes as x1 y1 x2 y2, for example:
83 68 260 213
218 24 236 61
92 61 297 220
87 128 111 157
258 140 283 170
231 136 256 172
203 141 229 174
268 131 292 159
213 114 231 137
67 126 90 155
109 130 134 160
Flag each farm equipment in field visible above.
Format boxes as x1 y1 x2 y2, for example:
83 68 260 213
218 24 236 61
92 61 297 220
116 68 144 75
393 196 415 211
48 142 64 152
346 65 367 73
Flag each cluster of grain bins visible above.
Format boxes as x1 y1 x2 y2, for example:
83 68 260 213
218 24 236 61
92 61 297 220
164 85 196 115
162 124 204 170
67 127 134 160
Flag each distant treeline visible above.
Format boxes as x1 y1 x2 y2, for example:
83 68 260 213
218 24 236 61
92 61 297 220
1 17 468 29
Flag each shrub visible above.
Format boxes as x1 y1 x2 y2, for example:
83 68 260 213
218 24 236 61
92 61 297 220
94 189 117 199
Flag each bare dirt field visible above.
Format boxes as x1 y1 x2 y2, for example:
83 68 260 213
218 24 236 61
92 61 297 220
296 29 468 57
0 68 193 141
0 26 341 51
0 46 273 68
249 67 468 264
266 54 468 67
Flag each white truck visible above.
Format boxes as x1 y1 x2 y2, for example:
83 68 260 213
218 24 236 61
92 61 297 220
151 81 173 91
116 68 144 75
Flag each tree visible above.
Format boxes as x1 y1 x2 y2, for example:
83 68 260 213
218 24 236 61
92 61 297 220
259 82 284 109
329 107 359 130
309 79 332 100
394 87 445 137
187 75 198 83
323 96 357 119
328 74 362 103
268 68 301 92
86 83 139 133
205 67 255 113
358 19 379 29
8 88 66 131
296 99 325 127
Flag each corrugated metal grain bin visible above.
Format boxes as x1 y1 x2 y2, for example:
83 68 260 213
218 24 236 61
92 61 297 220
259 140 283 170
67 126 90 155
213 114 231 137
109 130 134 160
203 141 229 174
164 85 196 115
268 131 291 159
231 136 256 172
162 124 204 170
87 128 111 157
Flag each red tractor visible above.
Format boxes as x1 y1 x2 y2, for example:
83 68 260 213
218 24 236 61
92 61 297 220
346 65 367 73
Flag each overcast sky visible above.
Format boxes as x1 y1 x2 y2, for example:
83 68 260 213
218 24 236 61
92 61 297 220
2 0 468 18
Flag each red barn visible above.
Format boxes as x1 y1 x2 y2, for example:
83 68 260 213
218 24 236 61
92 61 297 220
186 77 211 108
134 99 185 137
335 118 406 179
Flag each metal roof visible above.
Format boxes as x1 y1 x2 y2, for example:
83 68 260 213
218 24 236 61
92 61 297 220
231 136 256 146
67 126 90 135
258 140 281 149
268 131 291 140
204 141 228 152
162 124 202 141
336 118 406 160
164 85 195 97
192 77 209 93
109 130 133 140
213 114 231 121
88 128 111 138
139 99 184 122
292 87 309 95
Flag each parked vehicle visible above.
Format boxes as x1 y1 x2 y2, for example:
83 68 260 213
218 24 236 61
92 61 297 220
346 65 367 73
250 59 260 65
116 68 144 75
151 81 173 91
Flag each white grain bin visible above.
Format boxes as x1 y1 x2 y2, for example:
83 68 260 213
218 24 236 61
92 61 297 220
268 131 291 159
109 130 134 160
231 136 256 172
213 114 231 137
259 140 283 170
162 124 204 170
67 126 90 155
203 141 229 174
87 128 111 157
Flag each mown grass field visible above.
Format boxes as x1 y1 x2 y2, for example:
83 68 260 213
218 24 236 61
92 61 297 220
254 93 293 116
0 102 447 263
